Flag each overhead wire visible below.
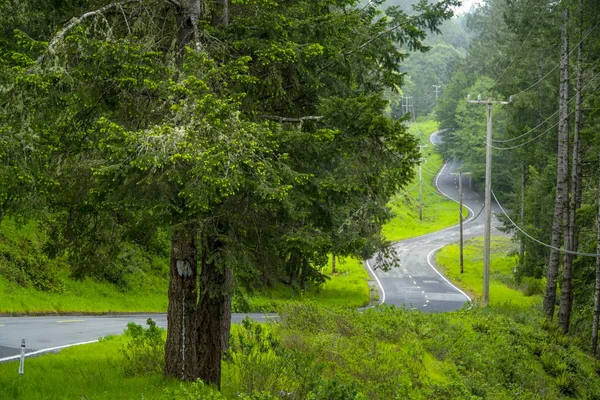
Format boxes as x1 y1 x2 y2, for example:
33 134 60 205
512 19 600 98
485 5 548 93
493 69 600 144
487 83 600 150
492 190 600 257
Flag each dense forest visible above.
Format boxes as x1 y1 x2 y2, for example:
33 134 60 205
435 0 600 347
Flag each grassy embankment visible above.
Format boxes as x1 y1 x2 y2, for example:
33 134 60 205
0 119 459 314
383 120 467 241
435 236 543 307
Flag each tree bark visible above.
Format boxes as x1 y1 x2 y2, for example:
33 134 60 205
196 232 229 388
519 163 526 267
543 8 569 320
559 3 584 334
592 172 600 356
164 225 199 380
176 0 203 61
211 0 228 27
332 253 336 275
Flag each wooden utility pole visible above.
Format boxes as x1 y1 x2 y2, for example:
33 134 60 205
432 85 441 103
418 145 427 221
459 172 464 273
467 94 511 306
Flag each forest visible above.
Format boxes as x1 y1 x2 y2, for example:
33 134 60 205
2 0 600 398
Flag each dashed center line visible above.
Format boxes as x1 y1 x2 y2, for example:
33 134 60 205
56 320 84 324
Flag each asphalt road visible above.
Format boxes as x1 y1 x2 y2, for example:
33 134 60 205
0 130 505 362
367 130 505 312
0 313 273 362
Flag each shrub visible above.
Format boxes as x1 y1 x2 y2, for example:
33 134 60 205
121 318 164 377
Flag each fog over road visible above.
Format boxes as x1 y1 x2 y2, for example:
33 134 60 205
0 130 505 362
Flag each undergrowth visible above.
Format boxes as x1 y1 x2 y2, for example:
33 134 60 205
3 304 600 399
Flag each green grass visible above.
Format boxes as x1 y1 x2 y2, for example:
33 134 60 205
244 257 371 312
0 274 169 314
3 303 600 399
0 335 182 399
435 236 542 307
0 218 169 314
383 120 468 241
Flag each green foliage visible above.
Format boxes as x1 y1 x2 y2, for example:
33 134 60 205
121 318 165 377
435 236 541 306
3 304 600 399
0 219 64 292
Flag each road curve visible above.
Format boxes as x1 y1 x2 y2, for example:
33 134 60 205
368 130 504 312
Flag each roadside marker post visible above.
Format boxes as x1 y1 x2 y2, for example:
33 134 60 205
19 339 25 376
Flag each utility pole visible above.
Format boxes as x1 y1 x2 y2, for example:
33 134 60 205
419 163 423 221
452 171 471 273
467 94 511 306
418 145 428 221
459 172 464 273
432 85 441 103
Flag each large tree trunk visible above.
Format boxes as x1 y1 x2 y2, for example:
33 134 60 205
559 4 584 334
164 225 199 380
196 232 230 388
176 0 203 60
543 8 570 320
592 173 600 356
519 163 526 266
211 0 228 27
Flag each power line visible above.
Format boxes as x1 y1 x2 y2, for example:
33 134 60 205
488 83 600 150
485 6 548 93
493 69 600 143
492 190 600 257
512 19 600 98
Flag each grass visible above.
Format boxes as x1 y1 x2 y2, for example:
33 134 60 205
3 303 600 399
0 218 170 315
243 257 371 312
0 335 182 399
383 120 468 241
435 236 542 307
0 274 169 314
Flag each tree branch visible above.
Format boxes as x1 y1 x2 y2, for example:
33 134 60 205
262 115 323 123
38 0 140 63
164 0 181 8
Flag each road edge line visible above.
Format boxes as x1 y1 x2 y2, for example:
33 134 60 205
0 340 99 363
427 246 472 302
365 260 386 305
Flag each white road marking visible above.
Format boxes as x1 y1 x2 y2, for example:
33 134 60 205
56 320 84 323
0 340 98 363
365 260 386 305
426 247 472 302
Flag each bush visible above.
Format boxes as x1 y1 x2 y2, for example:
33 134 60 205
121 318 164 377
521 277 545 296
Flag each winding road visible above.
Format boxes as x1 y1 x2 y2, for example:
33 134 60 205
367 131 504 311
0 130 504 362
